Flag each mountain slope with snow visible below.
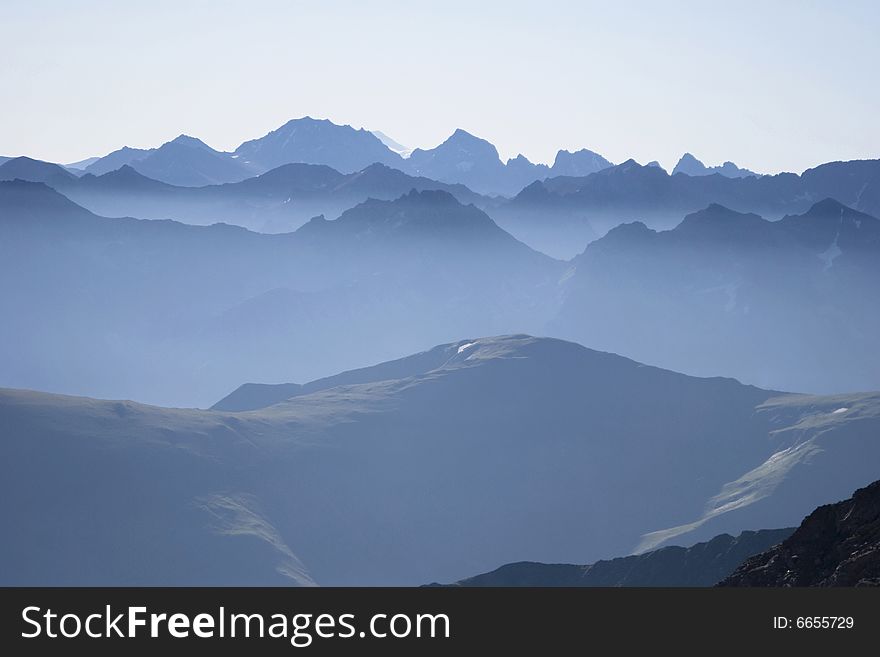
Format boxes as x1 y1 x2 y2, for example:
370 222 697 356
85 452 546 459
3 334 878 585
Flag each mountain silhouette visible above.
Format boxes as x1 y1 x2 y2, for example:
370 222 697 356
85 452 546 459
407 129 511 195
553 199 880 398
551 148 613 177
0 181 558 406
406 128 612 196
58 161 493 233
36 119 617 200
495 158 880 258
234 116 404 173
128 135 257 186
673 152 758 178
84 145 153 176
84 136 256 186
432 528 794 587
0 156 77 188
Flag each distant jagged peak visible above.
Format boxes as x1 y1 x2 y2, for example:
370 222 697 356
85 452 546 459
397 187 462 205
782 197 878 228
164 134 217 151
673 204 771 242
83 145 154 176
616 158 644 169
600 158 663 176
234 116 399 173
675 152 704 170
305 188 468 231
295 187 528 247
248 161 344 185
512 179 551 201
678 203 765 227
808 197 849 213
604 219 656 239
777 197 880 252
268 116 375 138
0 155 78 184
550 148 612 177
0 177 59 195
291 115 356 128
448 127 480 141
434 128 500 158
85 164 174 189
0 178 95 217
553 147 607 161
673 152 758 178
0 155 74 173
103 163 149 178
113 145 147 155
584 220 657 253
506 153 535 165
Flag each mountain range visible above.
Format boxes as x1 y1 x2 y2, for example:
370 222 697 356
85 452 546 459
13 120 766 205
50 160 493 233
83 135 259 185
0 155 78 188
8 141 880 268
2 334 879 585
405 128 612 196
233 117 404 174
3 174 880 401
432 528 794 587
553 199 880 394
51 117 614 197
77 118 404 184
494 157 880 258
0 180 558 406
672 152 758 178
11 117 880 264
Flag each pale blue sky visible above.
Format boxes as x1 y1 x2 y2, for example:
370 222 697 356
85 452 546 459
1 0 877 173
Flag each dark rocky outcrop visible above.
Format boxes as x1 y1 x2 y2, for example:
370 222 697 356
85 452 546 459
720 481 880 587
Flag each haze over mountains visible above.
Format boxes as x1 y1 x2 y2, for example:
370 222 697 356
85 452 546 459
66 117 615 196
2 157 880 403
50 160 493 233
9 115 878 261
2 115 879 588
494 157 880 257
554 199 880 393
0 156 78 188
0 180 558 406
